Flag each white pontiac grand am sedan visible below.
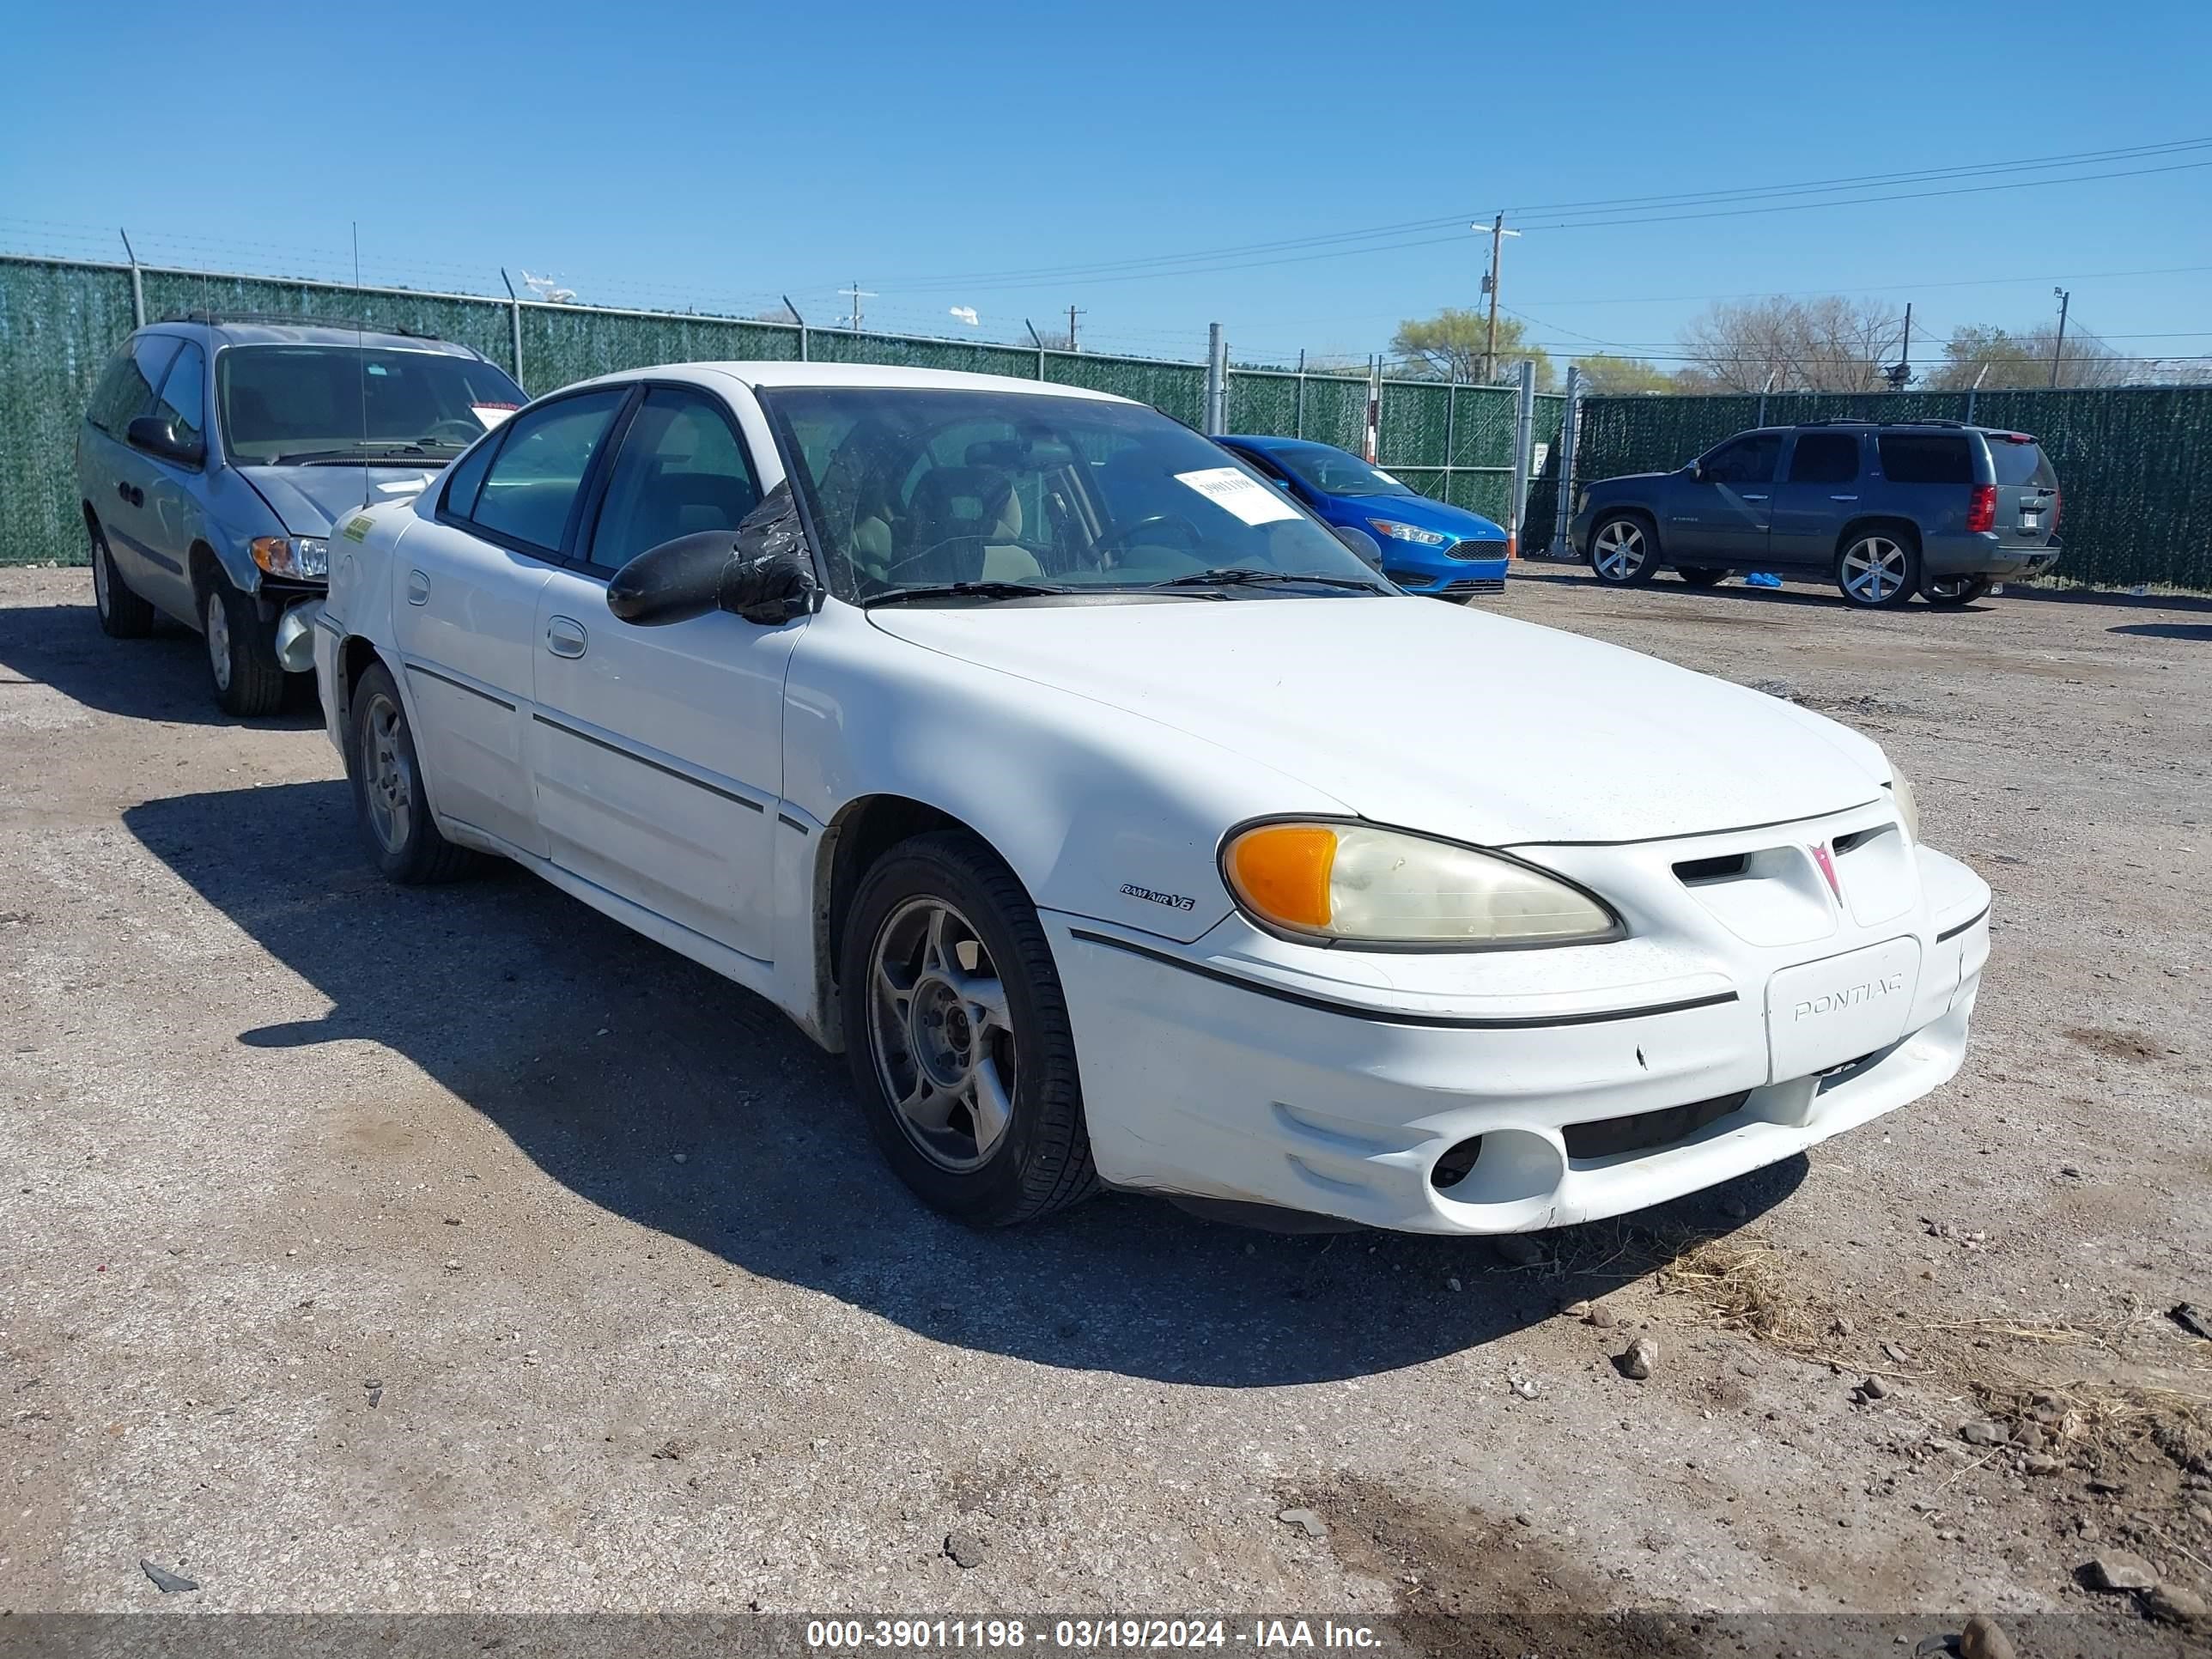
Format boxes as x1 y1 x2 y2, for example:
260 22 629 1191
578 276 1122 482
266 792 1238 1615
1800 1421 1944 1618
312 362 1990 1233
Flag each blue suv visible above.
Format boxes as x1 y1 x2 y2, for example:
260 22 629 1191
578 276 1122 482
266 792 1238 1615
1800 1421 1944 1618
1213 435 1510 599
77 315 526 713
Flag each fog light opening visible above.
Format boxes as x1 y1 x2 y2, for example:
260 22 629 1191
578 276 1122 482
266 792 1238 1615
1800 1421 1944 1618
1431 1136 1485 1191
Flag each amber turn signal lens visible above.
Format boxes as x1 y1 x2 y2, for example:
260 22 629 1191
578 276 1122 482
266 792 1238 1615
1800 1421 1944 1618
1224 823 1338 931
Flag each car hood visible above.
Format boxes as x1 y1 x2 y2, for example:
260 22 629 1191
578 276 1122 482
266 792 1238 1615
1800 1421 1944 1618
1588 471 1675 494
867 597 1886 845
238 464 444 538
1331 490 1504 540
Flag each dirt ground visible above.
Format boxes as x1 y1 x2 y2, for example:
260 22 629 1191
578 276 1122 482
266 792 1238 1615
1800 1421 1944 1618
4 560 2210 1650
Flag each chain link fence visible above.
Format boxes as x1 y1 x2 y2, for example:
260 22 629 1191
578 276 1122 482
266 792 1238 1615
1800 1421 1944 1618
1571 387 2212 589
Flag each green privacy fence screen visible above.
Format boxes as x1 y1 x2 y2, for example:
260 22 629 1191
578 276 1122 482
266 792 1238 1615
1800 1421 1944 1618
1572 387 2212 590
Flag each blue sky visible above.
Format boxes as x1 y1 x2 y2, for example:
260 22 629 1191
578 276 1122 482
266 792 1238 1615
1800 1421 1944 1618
3 0 2208 370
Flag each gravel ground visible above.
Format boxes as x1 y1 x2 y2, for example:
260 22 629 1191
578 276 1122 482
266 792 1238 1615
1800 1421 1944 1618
3 561 2210 1646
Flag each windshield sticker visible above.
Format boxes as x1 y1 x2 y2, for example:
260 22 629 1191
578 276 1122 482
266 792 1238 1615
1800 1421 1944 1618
1370 467 1406 489
341 514 375 543
471 403 520 429
1173 466 1299 526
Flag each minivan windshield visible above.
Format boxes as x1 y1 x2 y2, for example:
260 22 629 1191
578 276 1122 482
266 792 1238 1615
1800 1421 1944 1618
1264 442 1419 499
759 387 1393 603
217 345 526 465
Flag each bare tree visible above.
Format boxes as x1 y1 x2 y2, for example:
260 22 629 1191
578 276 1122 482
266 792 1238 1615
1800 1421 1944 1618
1925 323 2132 390
1675 295 1905 392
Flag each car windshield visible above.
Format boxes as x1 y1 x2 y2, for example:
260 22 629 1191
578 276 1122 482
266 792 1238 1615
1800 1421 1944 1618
216 344 526 465
1264 443 1418 499
759 387 1393 603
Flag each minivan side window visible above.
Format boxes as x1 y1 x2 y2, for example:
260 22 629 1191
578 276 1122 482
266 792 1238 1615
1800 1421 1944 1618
149 341 206 453
85 336 182 435
1878 434 1972 485
465 390 628 554
1700 433 1781 484
1787 432 1859 485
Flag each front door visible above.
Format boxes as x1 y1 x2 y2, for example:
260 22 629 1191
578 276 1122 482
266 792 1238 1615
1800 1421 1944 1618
392 386 629 856
527 386 799 963
1668 430 1781 564
1767 428 1864 568
137 339 211 616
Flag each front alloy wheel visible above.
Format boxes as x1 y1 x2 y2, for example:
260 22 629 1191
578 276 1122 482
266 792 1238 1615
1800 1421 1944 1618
1589 516 1656 586
867 896 1018 1173
1836 534 1918 609
202 574 287 714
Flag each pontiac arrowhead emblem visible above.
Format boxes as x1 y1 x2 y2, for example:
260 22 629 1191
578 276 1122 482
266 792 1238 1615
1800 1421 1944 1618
1809 841 1842 901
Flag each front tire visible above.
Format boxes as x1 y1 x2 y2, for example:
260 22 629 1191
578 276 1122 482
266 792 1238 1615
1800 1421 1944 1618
841 830 1098 1227
347 661 481 884
202 572 287 715
1922 574 1993 607
1589 514 1658 586
89 521 156 639
1675 565 1729 588
1835 531 1919 610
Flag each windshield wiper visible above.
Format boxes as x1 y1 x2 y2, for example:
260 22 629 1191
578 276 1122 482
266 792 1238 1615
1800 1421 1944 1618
268 441 456 465
1146 568 1386 593
862 580 1073 607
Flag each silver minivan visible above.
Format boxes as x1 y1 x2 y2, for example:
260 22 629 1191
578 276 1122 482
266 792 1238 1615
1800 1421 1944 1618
76 316 526 713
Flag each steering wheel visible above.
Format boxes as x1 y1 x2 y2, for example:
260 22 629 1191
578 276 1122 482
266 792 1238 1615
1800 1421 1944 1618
1092 513 1203 556
425 417 486 445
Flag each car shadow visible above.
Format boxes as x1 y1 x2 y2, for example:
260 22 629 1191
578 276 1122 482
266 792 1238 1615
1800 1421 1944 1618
124 779 1804 1388
0 602 322 727
1507 566 1851 611
2109 622 2212 641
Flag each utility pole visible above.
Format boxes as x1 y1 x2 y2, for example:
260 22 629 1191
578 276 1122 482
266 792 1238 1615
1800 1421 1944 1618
1899 302 1911 387
840 281 875 332
1066 304 1084 352
2049 288 2070 388
1474 214 1518 384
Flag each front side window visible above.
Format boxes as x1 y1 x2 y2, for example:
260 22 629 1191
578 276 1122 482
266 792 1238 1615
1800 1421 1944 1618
467 390 627 553
150 341 206 451
1877 434 1972 485
1701 433 1781 484
86 335 182 434
216 345 526 465
760 387 1389 602
1787 431 1859 485
586 390 762 571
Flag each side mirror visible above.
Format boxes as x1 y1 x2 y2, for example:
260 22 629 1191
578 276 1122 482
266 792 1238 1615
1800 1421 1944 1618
606 483 818 627
126 414 204 468
1688 462 1706 483
1333 525 1386 570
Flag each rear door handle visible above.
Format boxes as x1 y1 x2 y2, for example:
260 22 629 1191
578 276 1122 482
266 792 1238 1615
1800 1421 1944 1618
1830 494 1859 501
1740 493 1769 501
405 569 430 606
546 617 588 659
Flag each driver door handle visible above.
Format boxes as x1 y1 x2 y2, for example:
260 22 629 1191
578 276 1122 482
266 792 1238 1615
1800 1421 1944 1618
546 617 588 659
1830 494 1860 501
1740 493 1769 501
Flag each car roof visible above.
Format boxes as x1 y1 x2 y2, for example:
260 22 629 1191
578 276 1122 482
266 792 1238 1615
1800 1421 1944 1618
143 318 483 355
564 361 1135 403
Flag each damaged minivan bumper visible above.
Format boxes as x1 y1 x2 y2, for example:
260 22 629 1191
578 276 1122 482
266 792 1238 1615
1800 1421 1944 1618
274 597 325 674
1049 831 1990 1235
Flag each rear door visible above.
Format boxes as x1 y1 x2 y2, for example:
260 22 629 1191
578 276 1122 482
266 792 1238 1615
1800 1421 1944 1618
1668 431 1780 562
1767 428 1863 568
86 334 185 602
1983 432 2059 550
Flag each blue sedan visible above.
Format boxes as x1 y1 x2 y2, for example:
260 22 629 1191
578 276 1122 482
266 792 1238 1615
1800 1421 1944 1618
1212 434 1510 599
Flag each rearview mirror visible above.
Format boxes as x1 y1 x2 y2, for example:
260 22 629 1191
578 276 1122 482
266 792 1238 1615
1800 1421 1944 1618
126 414 204 468
606 483 818 627
1333 524 1386 571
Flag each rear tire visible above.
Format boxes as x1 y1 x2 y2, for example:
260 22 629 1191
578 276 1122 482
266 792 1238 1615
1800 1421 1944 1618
1922 574 1993 607
1589 514 1658 586
841 830 1098 1227
1835 530 1919 610
89 521 155 639
1675 565 1729 588
202 572 287 716
347 661 482 884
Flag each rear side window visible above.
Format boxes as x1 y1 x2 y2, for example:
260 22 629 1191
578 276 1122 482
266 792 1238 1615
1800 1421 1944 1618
85 336 181 434
1788 432 1860 484
1985 435 2056 488
466 390 627 553
1877 434 1972 485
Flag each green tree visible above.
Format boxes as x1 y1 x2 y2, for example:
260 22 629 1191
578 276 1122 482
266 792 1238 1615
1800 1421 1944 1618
1926 324 2128 390
1389 307 1555 390
1572 353 1673 394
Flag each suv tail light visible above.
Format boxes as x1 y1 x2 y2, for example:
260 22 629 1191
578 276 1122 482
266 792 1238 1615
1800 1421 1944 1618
1966 483 1996 534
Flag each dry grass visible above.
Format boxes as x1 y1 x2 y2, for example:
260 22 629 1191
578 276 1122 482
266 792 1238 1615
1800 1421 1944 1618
1651 1233 1844 1357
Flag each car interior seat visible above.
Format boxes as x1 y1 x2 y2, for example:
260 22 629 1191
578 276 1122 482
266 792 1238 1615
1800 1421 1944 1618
902 468 1043 583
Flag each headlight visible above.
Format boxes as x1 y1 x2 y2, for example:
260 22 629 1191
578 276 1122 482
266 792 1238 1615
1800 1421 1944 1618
1221 820 1620 947
1366 519 1449 547
250 536 331 579
1887 769 1920 843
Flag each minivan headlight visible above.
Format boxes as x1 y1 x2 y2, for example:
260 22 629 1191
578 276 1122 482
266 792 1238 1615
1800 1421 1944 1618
1221 821 1620 947
251 536 330 579
1887 769 1920 843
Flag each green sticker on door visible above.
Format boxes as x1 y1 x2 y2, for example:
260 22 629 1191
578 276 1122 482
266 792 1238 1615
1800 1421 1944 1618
341 514 375 543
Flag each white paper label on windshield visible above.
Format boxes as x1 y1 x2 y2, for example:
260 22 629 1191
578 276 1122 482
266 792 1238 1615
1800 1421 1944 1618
1174 466 1299 526
471 403 519 429
1370 467 1406 489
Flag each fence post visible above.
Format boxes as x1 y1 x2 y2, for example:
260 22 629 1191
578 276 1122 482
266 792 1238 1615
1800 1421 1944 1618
1026 319 1046 381
785 294 808 363
1443 376 1458 505
1965 386 1977 423
499 269 524 385
119 229 144 328
1294 349 1306 439
1204 324 1226 434
1756 392 1768 426
1507 360 1536 559
1551 364 1582 559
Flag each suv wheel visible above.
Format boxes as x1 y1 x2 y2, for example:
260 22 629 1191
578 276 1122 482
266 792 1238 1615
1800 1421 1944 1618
1922 574 1993 607
1675 565 1729 588
90 521 156 639
202 570 288 716
1589 514 1658 586
1835 531 1918 610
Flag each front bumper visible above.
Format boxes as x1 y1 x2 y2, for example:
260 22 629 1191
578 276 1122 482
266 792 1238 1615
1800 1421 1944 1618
1389 545 1510 599
1050 828 1990 1235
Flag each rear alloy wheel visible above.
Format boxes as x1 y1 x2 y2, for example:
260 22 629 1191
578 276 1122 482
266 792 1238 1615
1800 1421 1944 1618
1589 515 1657 586
89 521 155 638
1675 565 1729 588
202 573 287 715
1922 574 1994 607
1835 532 1919 610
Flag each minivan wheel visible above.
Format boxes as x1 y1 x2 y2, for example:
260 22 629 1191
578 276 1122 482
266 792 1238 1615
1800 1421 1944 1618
346 661 482 884
1835 532 1919 609
842 830 1098 1227
1922 574 1994 607
202 573 287 715
1589 515 1657 586
89 522 155 639
1675 565 1729 588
